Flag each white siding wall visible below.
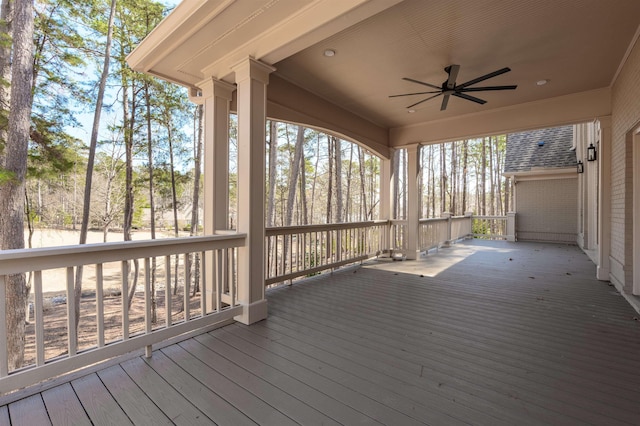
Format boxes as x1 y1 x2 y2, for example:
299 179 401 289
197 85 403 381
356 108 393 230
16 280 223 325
516 178 578 243
611 37 640 292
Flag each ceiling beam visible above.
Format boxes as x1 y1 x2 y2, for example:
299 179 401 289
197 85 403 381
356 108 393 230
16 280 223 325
390 87 611 146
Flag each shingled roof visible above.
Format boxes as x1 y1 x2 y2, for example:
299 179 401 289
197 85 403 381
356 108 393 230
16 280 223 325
505 125 576 173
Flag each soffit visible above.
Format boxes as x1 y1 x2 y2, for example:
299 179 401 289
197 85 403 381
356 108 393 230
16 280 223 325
129 0 640 138
275 0 640 128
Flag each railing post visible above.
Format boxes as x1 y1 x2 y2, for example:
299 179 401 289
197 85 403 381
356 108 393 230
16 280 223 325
465 211 474 238
441 212 452 247
507 212 516 242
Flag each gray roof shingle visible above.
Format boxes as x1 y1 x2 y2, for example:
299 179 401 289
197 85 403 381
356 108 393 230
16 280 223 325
505 125 576 172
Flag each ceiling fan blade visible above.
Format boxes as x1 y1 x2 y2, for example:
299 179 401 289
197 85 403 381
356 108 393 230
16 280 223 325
459 85 517 92
389 90 441 98
452 92 486 105
440 94 451 110
402 77 441 90
457 67 511 89
444 64 460 90
407 92 442 109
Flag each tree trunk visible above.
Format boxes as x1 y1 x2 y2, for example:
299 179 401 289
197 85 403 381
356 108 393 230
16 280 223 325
300 143 308 225
190 104 203 296
0 0 12 162
266 121 278 227
358 146 368 221
462 140 468 213
334 137 342 223
481 137 487 215
489 136 495 216
451 141 457 215
285 126 304 227
440 144 447 213
75 0 117 332
326 135 333 223
145 81 158 320
0 0 34 371
309 133 320 224
167 123 180 296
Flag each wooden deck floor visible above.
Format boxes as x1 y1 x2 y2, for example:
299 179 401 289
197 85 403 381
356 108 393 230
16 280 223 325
1 240 639 425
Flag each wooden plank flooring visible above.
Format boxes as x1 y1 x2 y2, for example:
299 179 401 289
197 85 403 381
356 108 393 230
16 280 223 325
1 240 639 425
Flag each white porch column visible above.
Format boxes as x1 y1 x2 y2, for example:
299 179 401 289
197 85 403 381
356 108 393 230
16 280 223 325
232 58 274 324
201 79 234 313
406 144 421 259
201 79 234 234
596 116 611 281
380 149 394 251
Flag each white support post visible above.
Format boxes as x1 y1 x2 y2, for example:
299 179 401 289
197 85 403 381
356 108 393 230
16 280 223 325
506 212 516 242
596 116 611 280
201 78 234 312
232 58 274 325
406 144 420 259
380 149 394 252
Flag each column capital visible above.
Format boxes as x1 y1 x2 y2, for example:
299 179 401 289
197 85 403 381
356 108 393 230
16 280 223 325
199 78 235 100
595 115 612 129
232 57 276 85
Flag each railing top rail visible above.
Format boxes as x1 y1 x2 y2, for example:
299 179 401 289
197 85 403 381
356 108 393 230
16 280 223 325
265 220 388 236
473 215 508 220
418 217 449 224
0 233 247 275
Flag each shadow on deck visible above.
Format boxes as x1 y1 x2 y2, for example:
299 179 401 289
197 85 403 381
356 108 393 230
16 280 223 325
1 240 639 425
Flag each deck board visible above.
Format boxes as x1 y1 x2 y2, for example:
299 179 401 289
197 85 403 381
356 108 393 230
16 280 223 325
177 337 340 426
71 373 133 425
41 383 91 426
97 365 173 425
196 331 381 425
142 350 255 426
8 394 51 426
1 240 639 425
119 357 214 425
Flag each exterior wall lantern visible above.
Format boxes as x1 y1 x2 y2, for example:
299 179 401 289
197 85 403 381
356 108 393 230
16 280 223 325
577 160 584 173
587 143 597 161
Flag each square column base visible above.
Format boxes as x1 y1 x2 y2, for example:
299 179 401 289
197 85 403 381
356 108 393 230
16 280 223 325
234 299 268 325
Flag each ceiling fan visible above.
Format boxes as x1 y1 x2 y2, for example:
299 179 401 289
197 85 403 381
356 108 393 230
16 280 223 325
389 64 517 111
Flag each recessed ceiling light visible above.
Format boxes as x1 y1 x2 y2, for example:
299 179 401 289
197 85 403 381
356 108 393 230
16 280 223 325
536 79 549 86
323 49 336 57
408 109 416 113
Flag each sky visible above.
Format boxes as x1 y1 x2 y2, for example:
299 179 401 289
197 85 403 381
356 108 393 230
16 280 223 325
66 0 187 149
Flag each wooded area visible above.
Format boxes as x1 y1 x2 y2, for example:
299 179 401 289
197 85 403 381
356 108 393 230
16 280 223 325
0 0 509 371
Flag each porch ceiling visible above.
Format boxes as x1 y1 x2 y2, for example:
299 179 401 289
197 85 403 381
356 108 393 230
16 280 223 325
129 0 640 147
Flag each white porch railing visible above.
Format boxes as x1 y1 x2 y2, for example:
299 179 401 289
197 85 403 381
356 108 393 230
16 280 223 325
419 217 451 251
0 234 245 394
265 221 388 286
472 215 511 240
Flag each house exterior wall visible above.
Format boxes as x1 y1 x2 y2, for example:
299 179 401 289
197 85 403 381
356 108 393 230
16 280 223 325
515 178 578 243
611 36 640 293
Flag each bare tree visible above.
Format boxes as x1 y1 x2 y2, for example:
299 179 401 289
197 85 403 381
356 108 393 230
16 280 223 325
190 104 203 296
334 138 342 223
0 0 34 370
75 0 117 331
